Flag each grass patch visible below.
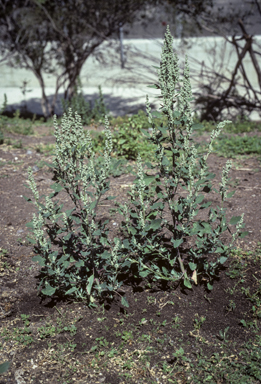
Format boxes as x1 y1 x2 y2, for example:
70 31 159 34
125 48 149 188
213 135 261 158
0 245 261 383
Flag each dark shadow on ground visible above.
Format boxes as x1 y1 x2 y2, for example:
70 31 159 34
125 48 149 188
2 90 152 119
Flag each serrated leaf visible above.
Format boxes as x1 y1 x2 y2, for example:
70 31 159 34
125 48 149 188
129 226 137 235
32 255 45 267
171 238 183 248
42 283 56 296
121 296 129 308
148 219 162 231
229 216 241 225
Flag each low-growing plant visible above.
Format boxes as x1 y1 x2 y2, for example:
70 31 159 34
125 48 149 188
213 134 261 157
25 26 247 309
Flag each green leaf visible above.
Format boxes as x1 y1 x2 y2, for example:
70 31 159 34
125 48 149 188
207 282 213 291
162 156 170 166
147 84 159 89
23 196 32 202
184 278 192 289
141 129 151 137
171 238 183 248
65 208 75 217
140 270 150 277
129 227 137 235
65 287 77 295
32 255 45 267
75 260 84 268
50 183 63 192
26 221 34 228
105 196 116 200
121 296 129 308
188 262 196 271
42 283 56 296
229 216 242 225
239 231 249 238
148 219 162 231
0 361 10 374
219 256 227 264
192 123 203 130
151 111 162 118
87 274 94 296
158 127 168 135
143 175 155 186
226 191 235 198
162 266 169 276
195 195 204 205
215 247 224 254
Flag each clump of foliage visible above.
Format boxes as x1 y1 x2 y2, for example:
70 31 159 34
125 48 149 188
61 80 108 125
213 134 261 157
92 110 156 160
25 27 247 308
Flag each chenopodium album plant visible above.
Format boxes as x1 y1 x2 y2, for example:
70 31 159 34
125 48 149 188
117 26 247 290
25 110 129 307
25 26 248 308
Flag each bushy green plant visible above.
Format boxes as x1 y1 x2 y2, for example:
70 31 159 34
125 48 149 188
25 27 247 308
92 110 156 160
61 79 108 125
117 26 247 290
25 110 129 306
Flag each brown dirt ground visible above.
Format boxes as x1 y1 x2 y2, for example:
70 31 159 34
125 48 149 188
0 125 261 384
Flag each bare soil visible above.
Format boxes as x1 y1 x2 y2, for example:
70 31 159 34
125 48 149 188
0 126 261 384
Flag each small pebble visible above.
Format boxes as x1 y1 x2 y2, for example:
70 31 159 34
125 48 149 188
26 150 33 155
32 166 39 172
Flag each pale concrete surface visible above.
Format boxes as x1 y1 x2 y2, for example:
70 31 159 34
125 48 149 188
0 36 260 117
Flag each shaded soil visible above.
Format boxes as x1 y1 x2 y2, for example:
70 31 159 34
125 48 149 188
0 126 261 384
